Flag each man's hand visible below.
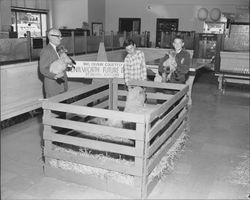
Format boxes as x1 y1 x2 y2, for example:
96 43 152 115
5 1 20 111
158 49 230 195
166 73 171 81
169 63 177 72
54 72 64 80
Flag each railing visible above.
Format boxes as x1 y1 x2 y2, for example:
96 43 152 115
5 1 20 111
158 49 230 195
42 78 189 198
0 31 150 65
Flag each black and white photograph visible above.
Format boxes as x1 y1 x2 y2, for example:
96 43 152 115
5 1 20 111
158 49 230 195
0 0 249 199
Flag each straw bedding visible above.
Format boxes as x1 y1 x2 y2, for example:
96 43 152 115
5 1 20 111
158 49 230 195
148 131 189 183
229 151 250 187
49 158 135 185
48 131 188 185
47 86 188 185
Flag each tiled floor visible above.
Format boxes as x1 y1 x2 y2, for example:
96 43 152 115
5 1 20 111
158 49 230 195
1 70 249 199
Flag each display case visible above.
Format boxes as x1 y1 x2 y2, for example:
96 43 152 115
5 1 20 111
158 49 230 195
193 33 223 71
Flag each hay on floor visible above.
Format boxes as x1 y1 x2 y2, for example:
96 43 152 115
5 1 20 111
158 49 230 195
48 127 189 186
49 159 135 185
48 132 189 186
229 151 250 187
53 145 134 166
148 132 189 183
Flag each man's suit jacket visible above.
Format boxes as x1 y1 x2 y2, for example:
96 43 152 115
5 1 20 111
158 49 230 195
39 43 68 98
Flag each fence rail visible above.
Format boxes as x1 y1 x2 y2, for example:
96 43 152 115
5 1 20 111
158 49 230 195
42 78 189 198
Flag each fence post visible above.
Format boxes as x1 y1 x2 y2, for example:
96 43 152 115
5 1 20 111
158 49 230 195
26 31 32 61
171 31 175 45
160 31 165 48
123 31 127 41
147 31 150 47
143 31 146 47
111 31 114 51
84 31 88 54
71 30 75 56
101 31 105 43
129 31 133 39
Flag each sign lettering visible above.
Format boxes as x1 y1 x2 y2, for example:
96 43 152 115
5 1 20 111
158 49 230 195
66 61 124 78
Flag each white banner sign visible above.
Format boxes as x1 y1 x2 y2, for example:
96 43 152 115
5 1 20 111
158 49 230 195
66 61 124 78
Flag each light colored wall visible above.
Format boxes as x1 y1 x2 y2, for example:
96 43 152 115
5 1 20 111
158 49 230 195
1 0 249 41
88 0 105 35
105 0 147 34
105 0 249 46
51 0 88 29
0 0 11 32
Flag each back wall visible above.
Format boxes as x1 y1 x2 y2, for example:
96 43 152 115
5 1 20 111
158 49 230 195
105 0 249 46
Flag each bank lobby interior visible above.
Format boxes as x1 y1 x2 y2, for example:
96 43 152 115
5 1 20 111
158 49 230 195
1 0 249 199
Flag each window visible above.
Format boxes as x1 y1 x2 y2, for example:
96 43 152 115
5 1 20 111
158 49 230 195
11 7 48 38
155 18 179 47
119 18 141 34
92 22 103 36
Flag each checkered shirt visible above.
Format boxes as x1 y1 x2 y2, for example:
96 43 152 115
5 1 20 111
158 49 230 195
124 50 147 85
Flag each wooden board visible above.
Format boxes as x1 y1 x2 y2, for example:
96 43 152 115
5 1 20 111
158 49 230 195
42 78 189 198
44 164 142 199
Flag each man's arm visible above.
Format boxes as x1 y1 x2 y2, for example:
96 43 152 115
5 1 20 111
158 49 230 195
140 52 147 80
39 48 57 79
124 58 130 85
175 51 191 75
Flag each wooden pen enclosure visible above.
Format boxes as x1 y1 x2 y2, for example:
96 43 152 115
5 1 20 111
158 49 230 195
42 79 189 199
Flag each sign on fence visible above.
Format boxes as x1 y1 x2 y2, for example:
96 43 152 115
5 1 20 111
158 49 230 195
66 61 124 78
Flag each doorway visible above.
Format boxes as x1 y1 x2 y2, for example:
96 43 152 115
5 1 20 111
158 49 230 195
156 18 179 47
119 18 141 34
